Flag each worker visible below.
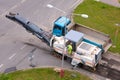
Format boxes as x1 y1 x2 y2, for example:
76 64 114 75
67 43 73 55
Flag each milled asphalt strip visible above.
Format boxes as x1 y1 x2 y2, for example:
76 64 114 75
0 0 27 18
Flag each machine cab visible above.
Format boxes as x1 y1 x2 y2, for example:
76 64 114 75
52 16 71 37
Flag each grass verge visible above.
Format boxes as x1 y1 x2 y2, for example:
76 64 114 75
119 0 120 3
0 68 91 80
73 0 120 54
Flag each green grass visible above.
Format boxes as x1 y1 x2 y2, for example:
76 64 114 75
119 0 120 3
73 0 120 54
0 68 91 80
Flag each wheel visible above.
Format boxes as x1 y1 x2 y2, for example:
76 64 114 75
66 57 72 63
78 63 83 68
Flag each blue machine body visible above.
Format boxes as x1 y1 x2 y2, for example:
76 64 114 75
52 16 71 36
83 38 103 51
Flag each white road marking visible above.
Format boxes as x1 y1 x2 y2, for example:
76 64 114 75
11 5 18 10
21 0 27 3
47 4 66 13
0 4 18 18
70 0 83 9
9 53 16 60
20 45 26 50
0 64 3 68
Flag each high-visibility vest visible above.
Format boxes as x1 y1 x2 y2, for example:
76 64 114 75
67 45 72 55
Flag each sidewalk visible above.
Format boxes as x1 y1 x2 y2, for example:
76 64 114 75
100 0 120 7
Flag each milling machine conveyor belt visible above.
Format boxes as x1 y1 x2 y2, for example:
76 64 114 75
6 12 52 46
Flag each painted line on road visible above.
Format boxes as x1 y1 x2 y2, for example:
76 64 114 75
0 4 18 18
11 5 18 10
70 0 83 9
20 45 26 50
21 0 27 3
8 53 16 60
0 64 4 69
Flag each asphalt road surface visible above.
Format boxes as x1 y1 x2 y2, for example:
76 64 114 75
0 0 84 73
